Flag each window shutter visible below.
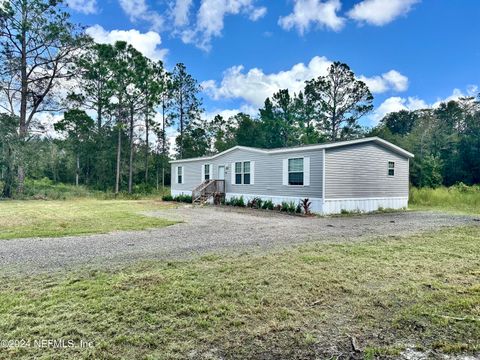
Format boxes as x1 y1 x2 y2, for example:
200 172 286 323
304 157 310 186
201 164 205 182
231 162 236 185
250 161 255 185
283 159 288 186
175 166 178 184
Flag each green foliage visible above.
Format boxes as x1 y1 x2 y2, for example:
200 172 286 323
162 194 174 201
409 185 480 214
225 196 245 207
305 61 374 140
247 197 263 209
0 114 18 198
173 194 193 203
261 199 274 210
371 96 480 187
19 178 97 200
280 201 297 214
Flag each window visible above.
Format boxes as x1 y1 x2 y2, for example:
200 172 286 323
235 162 242 184
388 161 395 176
177 166 183 184
234 161 251 185
204 164 210 180
288 158 304 186
243 162 251 185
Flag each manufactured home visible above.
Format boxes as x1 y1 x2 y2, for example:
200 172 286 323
170 137 414 214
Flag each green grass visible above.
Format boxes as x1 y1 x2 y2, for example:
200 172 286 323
0 226 478 359
410 185 480 215
0 199 176 239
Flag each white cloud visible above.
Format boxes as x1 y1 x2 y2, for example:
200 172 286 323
372 96 426 123
279 0 345 34
86 25 168 61
347 0 420 26
203 55 408 107
118 0 164 31
372 85 478 124
249 6 267 21
360 70 409 93
202 56 332 107
66 0 98 14
177 0 267 51
172 0 194 27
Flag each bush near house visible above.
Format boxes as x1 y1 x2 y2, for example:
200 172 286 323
162 194 193 203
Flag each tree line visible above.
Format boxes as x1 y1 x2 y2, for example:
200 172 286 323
0 0 479 198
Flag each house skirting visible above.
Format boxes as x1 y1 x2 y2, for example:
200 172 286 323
322 197 408 214
226 193 408 214
170 190 408 215
171 189 192 197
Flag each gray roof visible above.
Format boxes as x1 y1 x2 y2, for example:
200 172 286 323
170 137 414 164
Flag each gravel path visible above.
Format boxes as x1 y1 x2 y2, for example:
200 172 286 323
0 206 478 275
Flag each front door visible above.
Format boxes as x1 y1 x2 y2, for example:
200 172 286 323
218 165 225 180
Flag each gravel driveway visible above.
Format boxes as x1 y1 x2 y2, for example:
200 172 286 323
0 205 478 275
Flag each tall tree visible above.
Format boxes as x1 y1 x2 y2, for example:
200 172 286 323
305 62 373 140
54 109 94 186
171 63 202 159
0 0 86 192
209 114 237 152
68 42 116 131
0 114 18 197
381 110 418 136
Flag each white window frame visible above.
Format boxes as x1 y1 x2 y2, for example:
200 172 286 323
288 158 304 186
283 157 310 187
177 166 183 184
232 160 254 185
388 161 395 177
204 163 211 181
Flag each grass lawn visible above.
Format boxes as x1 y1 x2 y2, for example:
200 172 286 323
0 226 478 359
0 199 176 240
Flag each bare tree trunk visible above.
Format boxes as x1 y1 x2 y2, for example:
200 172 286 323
75 153 80 186
115 126 122 194
128 106 134 194
17 1 28 194
144 110 149 185
162 167 165 194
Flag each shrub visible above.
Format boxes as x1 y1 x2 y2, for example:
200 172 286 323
226 196 245 207
261 199 274 210
296 204 302 214
162 194 174 202
247 197 263 209
21 178 96 200
288 201 297 214
280 202 289 212
300 198 312 215
174 194 192 203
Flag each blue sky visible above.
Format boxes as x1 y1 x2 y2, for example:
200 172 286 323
68 0 480 126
